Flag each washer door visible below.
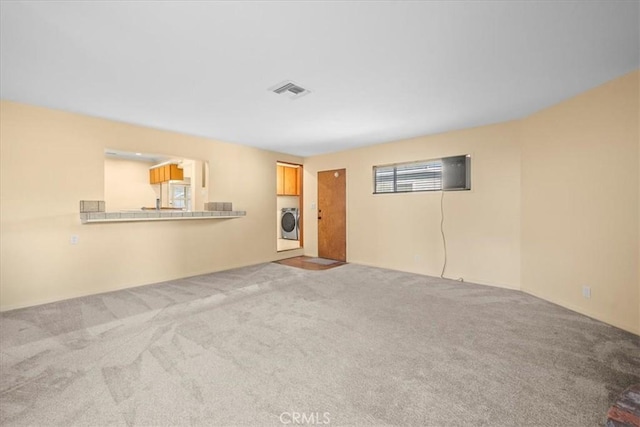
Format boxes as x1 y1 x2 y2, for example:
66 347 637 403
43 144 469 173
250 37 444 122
281 211 296 233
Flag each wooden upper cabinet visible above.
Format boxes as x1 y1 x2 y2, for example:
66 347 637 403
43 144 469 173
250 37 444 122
149 167 159 184
284 167 298 195
277 165 285 195
168 164 184 181
149 164 184 184
277 164 300 195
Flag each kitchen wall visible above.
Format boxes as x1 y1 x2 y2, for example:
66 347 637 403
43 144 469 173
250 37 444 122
104 157 158 211
520 70 639 334
189 159 208 211
0 101 303 311
303 121 522 289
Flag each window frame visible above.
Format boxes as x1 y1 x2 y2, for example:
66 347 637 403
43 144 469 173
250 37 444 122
372 158 444 194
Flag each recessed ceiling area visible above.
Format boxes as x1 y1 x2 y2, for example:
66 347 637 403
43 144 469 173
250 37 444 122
1 1 638 157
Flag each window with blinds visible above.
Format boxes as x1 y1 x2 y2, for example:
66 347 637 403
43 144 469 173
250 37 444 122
374 160 443 194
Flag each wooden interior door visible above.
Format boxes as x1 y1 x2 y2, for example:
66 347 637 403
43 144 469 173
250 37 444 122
318 169 346 261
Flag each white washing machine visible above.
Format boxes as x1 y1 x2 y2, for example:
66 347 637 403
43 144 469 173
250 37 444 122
281 208 299 240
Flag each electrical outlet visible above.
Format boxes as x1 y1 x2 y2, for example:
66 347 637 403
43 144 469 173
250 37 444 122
582 286 591 299
70 235 79 245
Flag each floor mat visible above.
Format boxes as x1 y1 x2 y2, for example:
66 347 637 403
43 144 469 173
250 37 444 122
274 256 346 270
304 257 339 265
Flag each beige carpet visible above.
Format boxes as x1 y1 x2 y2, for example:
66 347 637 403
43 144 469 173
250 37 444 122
1 263 638 426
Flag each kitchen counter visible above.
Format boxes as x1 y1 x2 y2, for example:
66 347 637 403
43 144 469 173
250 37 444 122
81 210 246 223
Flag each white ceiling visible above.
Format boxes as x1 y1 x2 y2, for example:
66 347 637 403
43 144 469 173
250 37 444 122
1 1 638 157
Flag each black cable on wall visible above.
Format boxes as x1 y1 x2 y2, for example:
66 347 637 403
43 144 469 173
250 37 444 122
440 190 464 282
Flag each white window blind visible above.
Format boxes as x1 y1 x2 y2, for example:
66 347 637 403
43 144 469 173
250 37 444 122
374 160 443 194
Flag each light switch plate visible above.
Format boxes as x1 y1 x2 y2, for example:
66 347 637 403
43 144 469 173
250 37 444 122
70 235 79 245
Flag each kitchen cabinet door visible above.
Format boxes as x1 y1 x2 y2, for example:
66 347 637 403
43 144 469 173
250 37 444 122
169 164 184 181
277 165 285 195
150 167 160 184
284 167 298 195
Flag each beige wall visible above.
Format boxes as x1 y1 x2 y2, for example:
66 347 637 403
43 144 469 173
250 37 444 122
104 157 158 211
303 70 639 334
2 71 638 335
0 101 303 311
191 160 207 212
521 71 639 334
303 121 522 289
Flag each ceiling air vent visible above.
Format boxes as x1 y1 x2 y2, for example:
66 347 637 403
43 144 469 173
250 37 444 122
269 80 311 100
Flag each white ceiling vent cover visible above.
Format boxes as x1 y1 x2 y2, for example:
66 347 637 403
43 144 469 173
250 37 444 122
269 81 311 100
